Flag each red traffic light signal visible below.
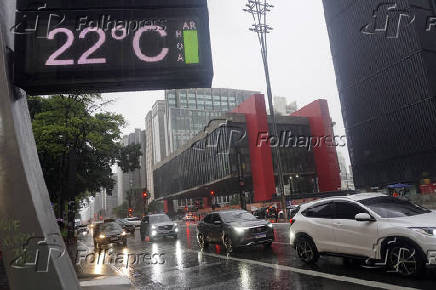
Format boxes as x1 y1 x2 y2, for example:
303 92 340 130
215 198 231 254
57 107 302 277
128 208 133 213
210 190 215 196
142 192 148 198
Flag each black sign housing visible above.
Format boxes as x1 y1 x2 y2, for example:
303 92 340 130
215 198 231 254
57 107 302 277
14 0 213 94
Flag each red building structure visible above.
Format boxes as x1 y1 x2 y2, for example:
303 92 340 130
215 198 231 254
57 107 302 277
232 94 276 202
292 100 341 192
158 95 341 214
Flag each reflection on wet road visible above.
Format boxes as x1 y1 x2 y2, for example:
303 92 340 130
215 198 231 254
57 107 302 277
76 223 435 289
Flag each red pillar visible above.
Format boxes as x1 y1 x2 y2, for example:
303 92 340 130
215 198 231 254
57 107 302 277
163 200 175 215
232 94 276 202
202 197 209 208
163 200 169 214
292 100 341 192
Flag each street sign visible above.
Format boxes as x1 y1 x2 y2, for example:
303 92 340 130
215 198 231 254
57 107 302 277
13 0 213 94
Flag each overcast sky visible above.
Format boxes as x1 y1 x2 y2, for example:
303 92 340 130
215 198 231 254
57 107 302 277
103 0 350 165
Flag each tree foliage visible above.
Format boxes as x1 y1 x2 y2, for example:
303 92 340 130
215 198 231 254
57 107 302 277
118 144 142 173
28 94 141 217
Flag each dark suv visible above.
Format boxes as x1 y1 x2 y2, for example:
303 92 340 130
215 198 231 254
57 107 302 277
197 210 274 253
116 219 135 234
93 222 127 249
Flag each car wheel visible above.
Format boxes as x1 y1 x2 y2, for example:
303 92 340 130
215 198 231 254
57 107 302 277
197 233 208 250
222 234 233 253
386 242 425 277
295 236 319 264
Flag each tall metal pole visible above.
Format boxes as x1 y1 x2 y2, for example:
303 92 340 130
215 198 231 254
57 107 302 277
244 0 287 220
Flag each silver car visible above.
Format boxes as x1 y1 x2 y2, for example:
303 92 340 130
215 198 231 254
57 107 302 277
140 214 179 241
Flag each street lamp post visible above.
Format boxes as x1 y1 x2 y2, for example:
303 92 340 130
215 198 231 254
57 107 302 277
244 0 287 219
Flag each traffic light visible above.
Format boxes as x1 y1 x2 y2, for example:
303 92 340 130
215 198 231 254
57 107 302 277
128 208 133 213
142 192 148 199
210 190 215 196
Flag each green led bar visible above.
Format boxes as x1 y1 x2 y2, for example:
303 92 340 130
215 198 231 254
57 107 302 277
183 30 199 64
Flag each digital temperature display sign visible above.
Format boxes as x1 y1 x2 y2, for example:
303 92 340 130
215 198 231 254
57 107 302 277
13 0 213 94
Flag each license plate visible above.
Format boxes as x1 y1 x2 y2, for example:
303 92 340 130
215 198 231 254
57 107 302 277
110 237 118 241
161 230 169 234
255 233 266 239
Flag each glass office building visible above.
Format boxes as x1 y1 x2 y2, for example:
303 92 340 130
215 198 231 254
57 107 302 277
165 88 259 153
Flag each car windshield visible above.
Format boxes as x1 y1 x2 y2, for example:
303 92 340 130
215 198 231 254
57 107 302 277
150 215 171 223
100 222 122 232
360 196 431 218
220 211 257 222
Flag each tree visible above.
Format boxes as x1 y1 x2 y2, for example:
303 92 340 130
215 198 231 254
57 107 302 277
118 144 142 173
28 94 141 221
118 143 145 215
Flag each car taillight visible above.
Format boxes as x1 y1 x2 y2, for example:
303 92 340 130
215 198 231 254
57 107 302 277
289 218 296 226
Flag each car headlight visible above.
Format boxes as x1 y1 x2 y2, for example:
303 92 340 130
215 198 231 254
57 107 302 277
410 227 436 236
121 231 127 236
267 223 273 228
99 234 105 239
151 230 157 236
175 227 179 233
151 225 156 230
233 227 246 234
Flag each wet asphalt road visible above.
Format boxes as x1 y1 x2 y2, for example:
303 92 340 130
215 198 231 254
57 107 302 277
75 223 436 290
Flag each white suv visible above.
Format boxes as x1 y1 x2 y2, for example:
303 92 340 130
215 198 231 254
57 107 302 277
290 193 436 277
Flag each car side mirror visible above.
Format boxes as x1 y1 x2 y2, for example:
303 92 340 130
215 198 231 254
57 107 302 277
214 220 222 225
355 213 374 222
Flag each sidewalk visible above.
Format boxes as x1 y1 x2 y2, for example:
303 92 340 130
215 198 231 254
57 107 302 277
69 241 135 290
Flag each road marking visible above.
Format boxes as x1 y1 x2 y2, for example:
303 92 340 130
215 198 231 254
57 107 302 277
272 241 291 245
184 248 418 290
80 276 130 287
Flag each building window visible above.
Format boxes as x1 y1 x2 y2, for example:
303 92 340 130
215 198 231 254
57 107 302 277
197 94 205 110
213 95 221 110
179 91 188 108
188 92 196 109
